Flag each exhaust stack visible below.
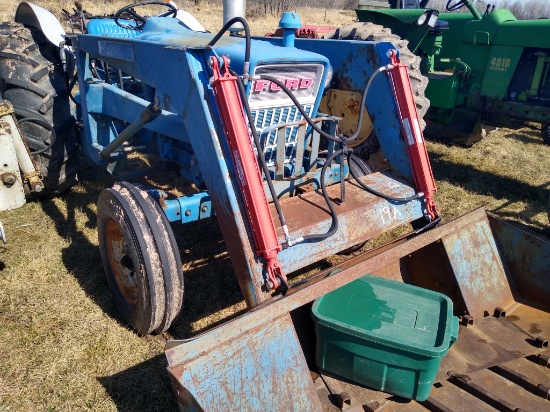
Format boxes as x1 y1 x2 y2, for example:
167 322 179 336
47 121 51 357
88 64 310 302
223 0 245 33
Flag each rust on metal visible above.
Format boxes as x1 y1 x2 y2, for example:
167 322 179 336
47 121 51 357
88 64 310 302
421 396 454 412
167 313 322 412
105 219 138 305
167 208 490 367
333 391 351 409
440 213 515 319
488 216 550 307
537 384 550 400
448 372 520 412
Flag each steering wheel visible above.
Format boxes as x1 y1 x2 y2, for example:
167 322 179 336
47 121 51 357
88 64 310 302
114 1 178 31
446 0 467 11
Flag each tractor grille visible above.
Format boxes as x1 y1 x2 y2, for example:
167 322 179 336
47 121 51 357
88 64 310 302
251 105 314 165
249 63 323 165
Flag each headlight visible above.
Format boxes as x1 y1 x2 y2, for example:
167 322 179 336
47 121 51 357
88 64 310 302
427 11 439 28
416 12 428 26
416 10 439 27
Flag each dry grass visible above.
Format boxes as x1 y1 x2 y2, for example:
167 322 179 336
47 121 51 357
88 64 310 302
1 1 550 411
0 0 355 35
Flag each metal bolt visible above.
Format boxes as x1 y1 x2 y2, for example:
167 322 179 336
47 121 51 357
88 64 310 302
201 205 208 213
333 392 351 409
462 315 474 326
1 173 16 186
537 384 549 400
184 210 191 217
535 336 548 348
494 307 506 318
538 354 550 368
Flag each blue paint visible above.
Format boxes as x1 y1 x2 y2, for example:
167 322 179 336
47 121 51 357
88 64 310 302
172 315 321 411
163 193 212 223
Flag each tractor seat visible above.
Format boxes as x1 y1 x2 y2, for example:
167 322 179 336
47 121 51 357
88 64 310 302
86 19 141 38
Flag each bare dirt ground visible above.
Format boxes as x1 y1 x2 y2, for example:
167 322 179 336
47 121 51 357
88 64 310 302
0 1 549 411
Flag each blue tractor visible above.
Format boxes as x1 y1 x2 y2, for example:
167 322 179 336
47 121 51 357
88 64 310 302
8 0 438 335
8 2 550 410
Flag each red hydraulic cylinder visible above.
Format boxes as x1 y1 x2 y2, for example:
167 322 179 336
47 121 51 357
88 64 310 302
387 50 439 221
210 56 286 290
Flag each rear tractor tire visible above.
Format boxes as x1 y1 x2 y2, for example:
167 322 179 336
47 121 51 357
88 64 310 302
542 124 550 145
0 22 78 198
323 22 430 164
97 182 184 334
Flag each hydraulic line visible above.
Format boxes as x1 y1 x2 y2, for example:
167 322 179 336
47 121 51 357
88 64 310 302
257 68 424 205
347 152 423 202
300 149 342 242
209 16 427 247
233 72 293 245
18 117 57 155
256 74 342 143
208 17 251 78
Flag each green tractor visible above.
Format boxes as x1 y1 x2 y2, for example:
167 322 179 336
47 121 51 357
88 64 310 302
329 0 550 145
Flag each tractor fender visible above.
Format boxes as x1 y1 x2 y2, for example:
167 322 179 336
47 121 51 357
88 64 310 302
14 2 65 48
175 9 207 32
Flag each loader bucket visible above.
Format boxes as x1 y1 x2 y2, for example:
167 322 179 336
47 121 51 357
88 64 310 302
165 208 550 411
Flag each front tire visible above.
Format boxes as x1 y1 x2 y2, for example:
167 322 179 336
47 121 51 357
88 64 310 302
97 182 184 334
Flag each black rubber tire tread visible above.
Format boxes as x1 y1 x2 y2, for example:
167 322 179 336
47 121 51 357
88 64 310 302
542 124 550 145
324 22 430 128
97 183 183 335
119 182 184 334
323 22 430 164
98 185 164 334
0 22 78 198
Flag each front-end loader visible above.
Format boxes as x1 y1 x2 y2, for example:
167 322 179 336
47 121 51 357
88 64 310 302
3 1 550 409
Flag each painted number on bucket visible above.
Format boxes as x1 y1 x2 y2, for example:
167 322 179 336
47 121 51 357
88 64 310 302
489 57 511 72
379 205 402 225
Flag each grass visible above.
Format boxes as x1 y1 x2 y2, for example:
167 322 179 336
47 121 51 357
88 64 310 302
1 1 550 411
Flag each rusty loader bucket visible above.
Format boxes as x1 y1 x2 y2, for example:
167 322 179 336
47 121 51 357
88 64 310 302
165 208 550 411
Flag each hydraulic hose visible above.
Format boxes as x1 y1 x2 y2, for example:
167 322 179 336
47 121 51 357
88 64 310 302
347 152 423 202
208 17 251 77
299 148 342 242
344 66 388 144
18 117 57 155
233 71 291 241
257 74 342 143
260 66 421 204
258 65 390 145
